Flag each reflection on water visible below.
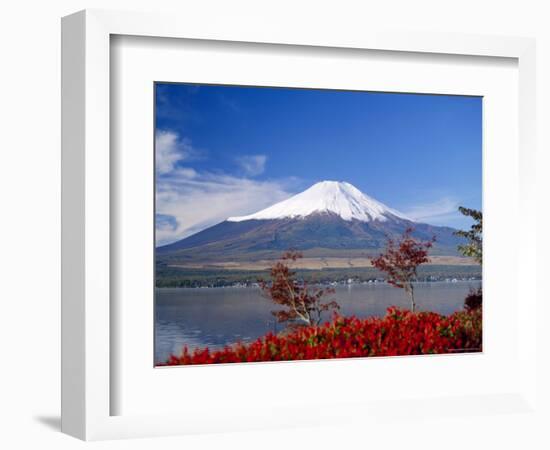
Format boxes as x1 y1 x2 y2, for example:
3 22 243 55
155 281 481 364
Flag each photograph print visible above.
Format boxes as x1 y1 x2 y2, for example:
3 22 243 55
155 83 482 366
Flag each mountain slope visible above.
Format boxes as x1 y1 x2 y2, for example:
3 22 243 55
157 181 466 263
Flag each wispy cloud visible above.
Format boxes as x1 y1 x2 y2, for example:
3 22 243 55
404 197 462 225
235 154 268 177
155 130 202 174
156 172 294 246
155 131 293 246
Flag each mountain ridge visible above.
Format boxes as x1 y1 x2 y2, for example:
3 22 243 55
157 181 466 262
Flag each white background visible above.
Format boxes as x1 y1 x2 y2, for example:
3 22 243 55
1 1 548 449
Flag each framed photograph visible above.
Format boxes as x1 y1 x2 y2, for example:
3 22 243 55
62 9 537 441
153 83 483 367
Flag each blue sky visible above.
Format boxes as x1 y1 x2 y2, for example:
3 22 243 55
155 83 482 245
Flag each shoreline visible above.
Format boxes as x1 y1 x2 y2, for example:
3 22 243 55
156 278 482 290
156 263 481 289
165 255 477 271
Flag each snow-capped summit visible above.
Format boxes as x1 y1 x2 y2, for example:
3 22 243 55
227 180 412 223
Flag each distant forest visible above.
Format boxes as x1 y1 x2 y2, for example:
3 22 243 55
155 264 481 288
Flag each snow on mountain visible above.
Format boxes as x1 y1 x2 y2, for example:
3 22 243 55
227 180 413 223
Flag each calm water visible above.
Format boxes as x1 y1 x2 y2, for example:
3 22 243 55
155 281 480 364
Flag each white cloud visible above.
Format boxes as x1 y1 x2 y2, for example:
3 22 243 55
156 172 294 246
235 154 267 176
155 131 293 246
404 197 461 225
172 167 197 179
155 130 200 174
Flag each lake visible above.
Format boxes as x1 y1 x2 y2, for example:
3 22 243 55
155 281 481 364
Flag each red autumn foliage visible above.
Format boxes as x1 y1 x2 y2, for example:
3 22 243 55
371 228 435 312
162 307 482 366
259 250 340 326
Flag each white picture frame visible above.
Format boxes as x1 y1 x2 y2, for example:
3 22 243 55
61 9 537 441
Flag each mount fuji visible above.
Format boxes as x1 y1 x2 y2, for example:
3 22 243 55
157 181 464 263
227 181 411 223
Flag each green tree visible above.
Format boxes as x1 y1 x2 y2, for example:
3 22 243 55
454 207 482 264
